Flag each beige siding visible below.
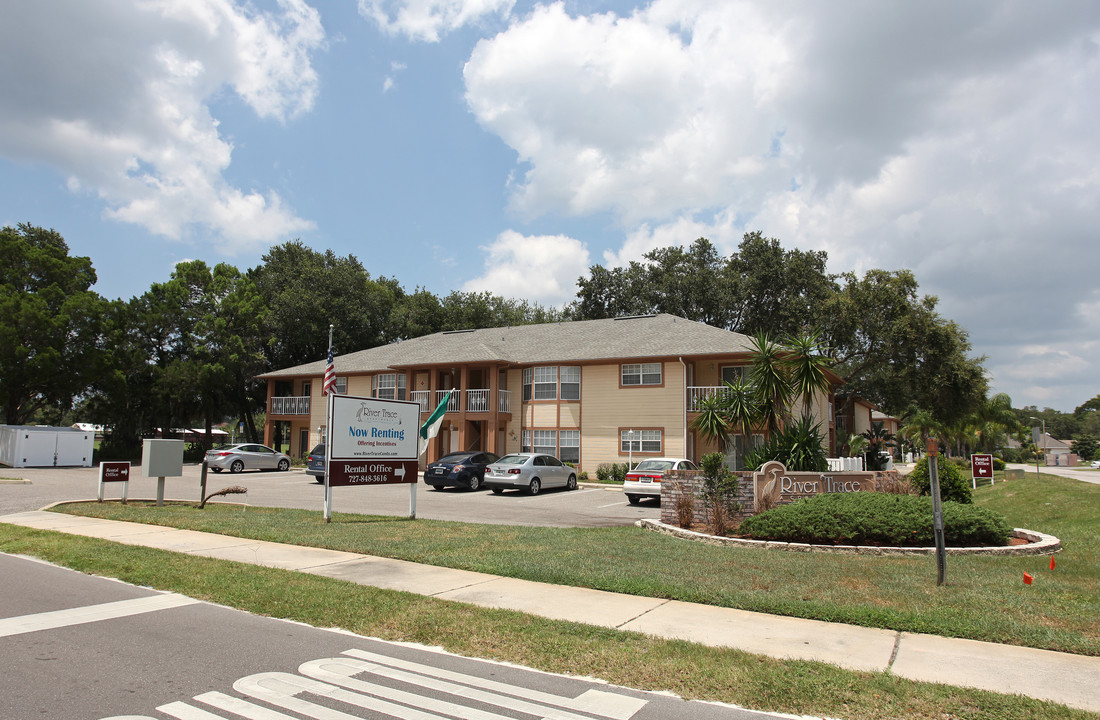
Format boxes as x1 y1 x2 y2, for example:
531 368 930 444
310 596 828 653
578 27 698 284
531 403 558 427
578 361 687 470
559 404 581 428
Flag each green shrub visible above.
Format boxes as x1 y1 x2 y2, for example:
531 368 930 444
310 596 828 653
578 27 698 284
595 462 629 483
739 492 1011 547
906 457 973 504
742 415 828 471
699 452 740 535
992 457 1006 471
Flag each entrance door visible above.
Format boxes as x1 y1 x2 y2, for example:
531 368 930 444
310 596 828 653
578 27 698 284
299 429 309 458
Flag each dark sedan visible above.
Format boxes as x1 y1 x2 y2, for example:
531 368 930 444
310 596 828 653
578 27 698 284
424 451 500 491
306 443 325 483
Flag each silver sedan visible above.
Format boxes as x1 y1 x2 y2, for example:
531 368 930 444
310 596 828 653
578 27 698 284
205 444 291 473
484 453 577 495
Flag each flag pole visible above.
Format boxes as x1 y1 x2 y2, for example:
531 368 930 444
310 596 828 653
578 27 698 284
323 324 334 523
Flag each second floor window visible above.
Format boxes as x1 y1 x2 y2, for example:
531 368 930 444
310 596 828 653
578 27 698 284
622 362 662 386
372 373 406 400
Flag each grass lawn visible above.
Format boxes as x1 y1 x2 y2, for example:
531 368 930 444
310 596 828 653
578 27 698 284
0 525 1091 720
41 471 1100 657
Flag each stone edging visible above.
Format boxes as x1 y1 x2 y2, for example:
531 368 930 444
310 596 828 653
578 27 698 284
636 519 1061 556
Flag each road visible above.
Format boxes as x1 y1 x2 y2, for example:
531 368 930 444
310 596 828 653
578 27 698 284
0 552 787 720
1005 462 1100 485
0 464 661 527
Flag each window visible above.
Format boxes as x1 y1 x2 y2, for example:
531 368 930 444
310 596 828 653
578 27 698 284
559 430 579 464
720 366 748 385
522 368 532 401
521 430 531 452
621 429 662 453
533 366 557 400
301 381 311 397
560 366 580 400
335 377 347 394
533 429 557 455
373 373 406 400
621 362 662 386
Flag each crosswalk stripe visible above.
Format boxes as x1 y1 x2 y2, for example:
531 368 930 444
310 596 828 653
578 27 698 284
340 648 646 719
0 594 199 637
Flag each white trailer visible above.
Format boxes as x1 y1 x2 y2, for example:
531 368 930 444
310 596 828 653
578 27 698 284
0 425 95 468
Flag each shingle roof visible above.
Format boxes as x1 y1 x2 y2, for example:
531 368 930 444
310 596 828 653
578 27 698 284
258 314 758 378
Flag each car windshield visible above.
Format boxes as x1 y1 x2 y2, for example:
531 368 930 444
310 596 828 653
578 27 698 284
309 444 325 456
495 455 529 465
633 460 675 472
210 444 236 451
438 453 473 463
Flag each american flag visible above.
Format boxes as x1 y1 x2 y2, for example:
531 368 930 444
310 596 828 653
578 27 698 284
322 347 337 396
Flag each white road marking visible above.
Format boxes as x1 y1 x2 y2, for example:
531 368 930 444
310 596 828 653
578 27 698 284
342 648 647 719
101 647 649 720
0 594 199 637
597 501 628 508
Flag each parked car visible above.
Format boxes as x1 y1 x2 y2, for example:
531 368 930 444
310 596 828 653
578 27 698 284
424 451 500 491
1091 460 1100 469
484 453 577 495
306 443 326 483
624 457 699 505
205 444 291 473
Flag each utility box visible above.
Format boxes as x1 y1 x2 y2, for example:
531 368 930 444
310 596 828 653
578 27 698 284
0 425 95 468
141 439 184 477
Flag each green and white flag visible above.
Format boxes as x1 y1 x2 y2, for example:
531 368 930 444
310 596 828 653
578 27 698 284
418 390 453 456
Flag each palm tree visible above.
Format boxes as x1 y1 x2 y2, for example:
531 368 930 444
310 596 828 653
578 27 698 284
899 408 939 451
690 394 732 451
749 332 791 435
972 392 1018 454
782 329 833 417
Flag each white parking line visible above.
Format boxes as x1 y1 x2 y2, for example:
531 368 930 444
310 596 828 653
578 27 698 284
0 594 199 638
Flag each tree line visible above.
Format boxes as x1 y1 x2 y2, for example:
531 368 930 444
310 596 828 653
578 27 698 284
4 222 1092 456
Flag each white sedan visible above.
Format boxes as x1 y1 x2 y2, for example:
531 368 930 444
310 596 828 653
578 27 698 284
484 453 577 495
624 457 699 504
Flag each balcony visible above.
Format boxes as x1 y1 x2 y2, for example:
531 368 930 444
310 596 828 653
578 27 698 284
410 390 430 413
270 396 311 415
687 386 734 412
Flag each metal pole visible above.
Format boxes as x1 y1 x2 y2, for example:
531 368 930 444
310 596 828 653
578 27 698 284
199 460 208 504
927 438 947 586
324 325 334 523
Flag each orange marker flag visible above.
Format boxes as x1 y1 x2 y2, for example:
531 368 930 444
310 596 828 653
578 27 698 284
1050 555 1056 570
1023 572 1033 585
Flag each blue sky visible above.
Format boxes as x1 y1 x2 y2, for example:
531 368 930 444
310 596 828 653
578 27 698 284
2 0 1098 414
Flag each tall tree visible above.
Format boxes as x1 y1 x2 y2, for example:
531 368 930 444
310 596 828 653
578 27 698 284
0 224 106 424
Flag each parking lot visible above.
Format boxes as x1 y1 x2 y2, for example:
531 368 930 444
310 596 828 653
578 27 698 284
0 464 661 528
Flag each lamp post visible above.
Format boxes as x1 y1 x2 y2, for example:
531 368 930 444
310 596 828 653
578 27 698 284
627 429 635 470
1029 417 1045 478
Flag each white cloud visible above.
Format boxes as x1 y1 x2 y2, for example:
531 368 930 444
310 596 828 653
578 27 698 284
463 0 1100 410
359 0 515 42
462 230 590 306
0 0 323 252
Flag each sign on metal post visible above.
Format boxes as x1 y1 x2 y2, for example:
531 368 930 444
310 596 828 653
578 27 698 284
971 453 994 488
324 393 420 522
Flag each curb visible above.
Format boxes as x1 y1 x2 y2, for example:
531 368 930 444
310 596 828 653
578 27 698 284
636 519 1061 556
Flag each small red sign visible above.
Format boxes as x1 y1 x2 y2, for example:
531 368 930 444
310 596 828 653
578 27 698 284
328 460 418 488
971 454 994 479
100 461 131 482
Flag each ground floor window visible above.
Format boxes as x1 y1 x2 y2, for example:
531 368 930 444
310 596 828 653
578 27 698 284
559 430 580 464
533 429 557 455
621 429 662 454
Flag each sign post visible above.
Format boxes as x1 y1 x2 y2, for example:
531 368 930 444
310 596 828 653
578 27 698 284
324 393 420 522
98 461 131 503
971 453 994 488
927 438 947 586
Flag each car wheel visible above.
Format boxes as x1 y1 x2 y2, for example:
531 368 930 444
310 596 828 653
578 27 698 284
230 460 244 474
627 494 640 505
491 487 504 495
315 477 324 484
211 467 222 473
428 484 443 491
528 478 541 495
566 474 577 491
467 475 481 491
277 459 289 471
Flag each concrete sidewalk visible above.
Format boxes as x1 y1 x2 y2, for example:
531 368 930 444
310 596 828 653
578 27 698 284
2 509 1098 714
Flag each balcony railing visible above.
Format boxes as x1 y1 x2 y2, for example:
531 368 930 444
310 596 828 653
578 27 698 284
687 386 734 412
498 389 511 413
270 396 311 415
410 391 430 413
435 390 460 413
466 389 489 413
